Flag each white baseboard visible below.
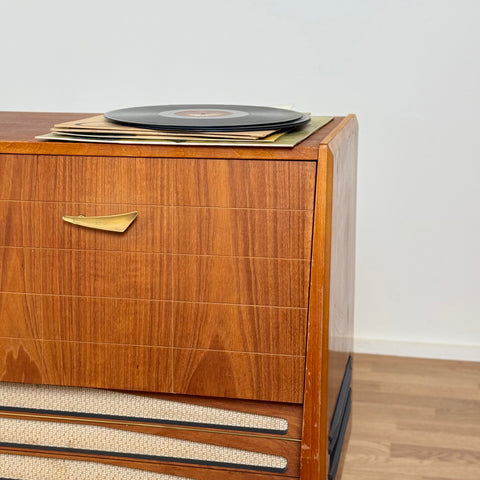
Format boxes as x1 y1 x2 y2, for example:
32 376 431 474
354 337 480 362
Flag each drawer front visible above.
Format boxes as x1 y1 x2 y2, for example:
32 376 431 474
0 201 312 257
1 154 315 402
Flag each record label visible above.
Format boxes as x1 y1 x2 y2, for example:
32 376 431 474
159 108 249 119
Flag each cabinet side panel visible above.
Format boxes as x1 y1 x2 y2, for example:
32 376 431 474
301 115 358 480
326 118 358 427
324 117 358 480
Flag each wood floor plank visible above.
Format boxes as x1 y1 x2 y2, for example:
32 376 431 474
342 354 480 480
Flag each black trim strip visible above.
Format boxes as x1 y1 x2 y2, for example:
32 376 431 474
0 406 287 436
0 443 288 474
328 389 351 480
329 355 352 446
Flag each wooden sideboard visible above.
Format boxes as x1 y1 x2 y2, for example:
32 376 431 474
0 112 358 480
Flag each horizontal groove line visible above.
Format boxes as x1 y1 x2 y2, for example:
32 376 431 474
0 292 308 310
0 337 305 358
0 199 313 212
0 412 301 442
0 246 310 261
0 290 308 312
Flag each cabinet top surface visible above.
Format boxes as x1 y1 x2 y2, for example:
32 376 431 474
0 111 348 160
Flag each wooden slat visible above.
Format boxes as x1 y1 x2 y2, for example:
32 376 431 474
174 206 313 259
173 159 316 210
172 349 305 403
174 255 309 308
173 302 307 356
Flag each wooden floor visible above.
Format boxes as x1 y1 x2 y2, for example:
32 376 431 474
342 354 480 480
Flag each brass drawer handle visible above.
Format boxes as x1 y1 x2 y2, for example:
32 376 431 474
62 211 138 233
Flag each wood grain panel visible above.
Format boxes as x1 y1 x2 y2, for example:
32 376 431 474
42 341 172 392
41 296 172 346
174 255 309 308
0 293 42 339
0 338 43 383
0 201 171 253
173 159 316 210
174 207 313 259
1 247 172 300
0 247 40 293
0 201 35 246
38 249 172 300
0 154 38 200
173 302 307 355
173 349 305 403
1 155 172 205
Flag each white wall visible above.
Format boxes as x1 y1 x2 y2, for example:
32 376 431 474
1 0 479 361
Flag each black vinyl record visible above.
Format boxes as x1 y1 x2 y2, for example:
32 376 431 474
104 104 310 132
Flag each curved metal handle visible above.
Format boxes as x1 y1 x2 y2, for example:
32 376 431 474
62 211 138 233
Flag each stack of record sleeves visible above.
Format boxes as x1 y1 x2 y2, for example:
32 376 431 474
36 105 333 147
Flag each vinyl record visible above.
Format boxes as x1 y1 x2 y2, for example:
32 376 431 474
104 104 310 132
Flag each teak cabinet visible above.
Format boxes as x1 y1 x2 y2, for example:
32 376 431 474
0 112 358 480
